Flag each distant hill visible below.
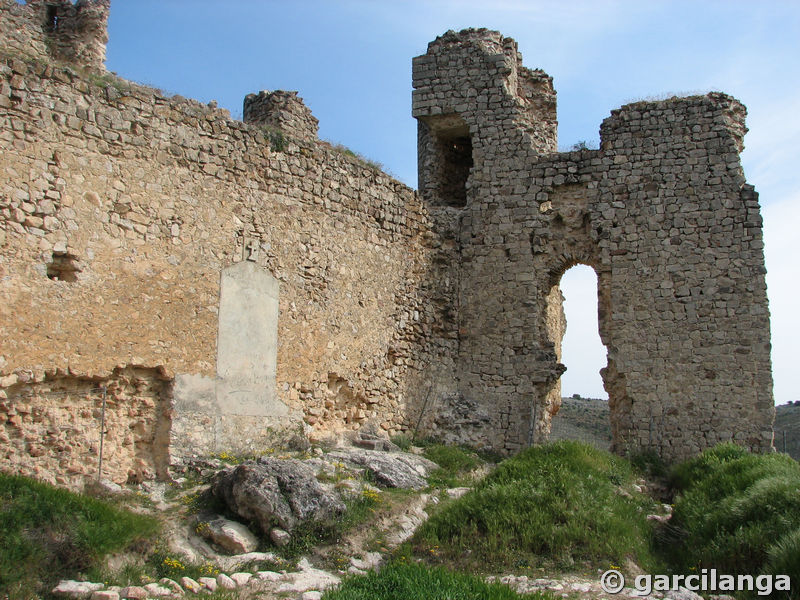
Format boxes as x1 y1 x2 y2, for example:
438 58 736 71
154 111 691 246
775 402 800 460
550 397 800 461
549 396 611 450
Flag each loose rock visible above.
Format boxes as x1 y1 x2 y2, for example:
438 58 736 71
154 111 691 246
446 487 471 499
216 550 279 572
52 581 104 599
179 577 201 593
665 588 705 600
197 577 217 592
118 586 147 600
200 516 259 554
142 583 171 597
277 558 341 593
216 573 236 590
230 572 253 586
212 459 345 532
158 578 183 595
270 527 291 547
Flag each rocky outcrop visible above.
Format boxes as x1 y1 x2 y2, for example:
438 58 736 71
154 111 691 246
211 458 346 533
326 448 438 490
276 557 341 595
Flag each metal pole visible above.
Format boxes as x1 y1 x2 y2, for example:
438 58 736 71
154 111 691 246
783 430 787 454
98 386 107 480
412 380 435 442
527 397 537 447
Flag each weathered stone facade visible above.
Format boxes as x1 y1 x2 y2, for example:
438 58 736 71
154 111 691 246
0 6 774 487
413 29 774 459
0 1 440 486
0 366 171 488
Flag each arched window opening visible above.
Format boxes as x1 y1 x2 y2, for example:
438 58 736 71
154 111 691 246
548 264 611 449
421 114 473 208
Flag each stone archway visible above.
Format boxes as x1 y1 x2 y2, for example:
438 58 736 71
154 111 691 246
414 28 774 460
543 263 617 450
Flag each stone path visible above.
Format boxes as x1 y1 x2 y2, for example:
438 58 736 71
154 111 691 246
54 568 740 600
54 557 346 600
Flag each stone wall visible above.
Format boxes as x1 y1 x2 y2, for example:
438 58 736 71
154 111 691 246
412 29 774 460
0 11 776 488
0 6 446 485
0 366 171 489
0 0 51 62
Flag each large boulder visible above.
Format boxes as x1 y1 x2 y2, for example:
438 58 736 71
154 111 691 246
212 458 345 533
326 448 438 490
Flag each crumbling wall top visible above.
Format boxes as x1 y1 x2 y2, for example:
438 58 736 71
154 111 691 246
243 90 319 143
413 27 558 203
600 92 748 156
425 27 518 58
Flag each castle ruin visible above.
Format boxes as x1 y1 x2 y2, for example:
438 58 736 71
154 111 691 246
413 30 774 457
0 2 774 488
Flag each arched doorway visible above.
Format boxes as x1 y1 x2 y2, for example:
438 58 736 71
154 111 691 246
547 265 611 449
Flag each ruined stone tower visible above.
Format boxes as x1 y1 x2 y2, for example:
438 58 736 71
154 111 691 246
21 0 110 71
413 29 774 460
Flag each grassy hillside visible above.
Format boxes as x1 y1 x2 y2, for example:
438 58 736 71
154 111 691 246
411 441 661 574
0 473 159 599
659 443 800 598
549 396 611 449
5 437 800 600
324 563 555 600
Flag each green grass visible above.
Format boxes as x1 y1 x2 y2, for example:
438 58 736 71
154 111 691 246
390 434 413 452
629 449 668 479
85 70 136 95
659 443 800 595
423 444 482 488
279 488 382 559
0 473 160 599
764 529 800 594
412 441 660 574
263 126 287 152
327 142 386 172
321 562 555 600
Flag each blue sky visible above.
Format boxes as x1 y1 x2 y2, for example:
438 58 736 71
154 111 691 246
100 0 799 404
